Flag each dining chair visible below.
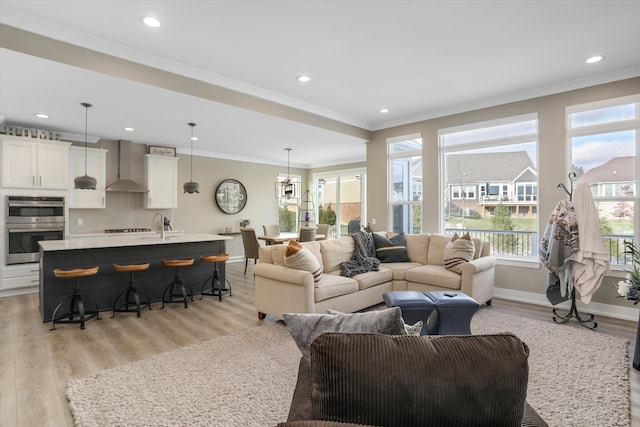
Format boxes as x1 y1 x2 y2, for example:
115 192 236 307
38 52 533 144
298 226 317 242
262 224 280 245
315 223 330 240
240 227 261 275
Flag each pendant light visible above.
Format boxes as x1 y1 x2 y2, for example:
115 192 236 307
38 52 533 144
277 147 297 199
73 102 97 190
183 122 199 194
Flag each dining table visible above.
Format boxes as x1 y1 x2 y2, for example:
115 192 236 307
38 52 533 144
258 232 325 245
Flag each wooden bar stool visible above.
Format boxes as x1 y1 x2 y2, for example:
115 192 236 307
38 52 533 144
199 253 232 301
111 262 152 318
161 258 195 308
50 265 100 330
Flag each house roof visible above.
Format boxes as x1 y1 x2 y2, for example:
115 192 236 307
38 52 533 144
446 151 536 183
575 156 635 184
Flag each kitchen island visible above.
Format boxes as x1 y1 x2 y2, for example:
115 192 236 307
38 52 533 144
38 233 231 322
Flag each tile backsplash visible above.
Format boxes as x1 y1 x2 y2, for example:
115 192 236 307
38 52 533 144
68 192 171 235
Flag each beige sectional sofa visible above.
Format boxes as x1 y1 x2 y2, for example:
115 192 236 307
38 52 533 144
254 232 496 320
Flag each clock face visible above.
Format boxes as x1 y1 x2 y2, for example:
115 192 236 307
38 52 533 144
215 179 247 214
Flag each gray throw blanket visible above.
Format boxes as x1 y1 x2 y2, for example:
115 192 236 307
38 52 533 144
539 199 579 305
340 231 380 278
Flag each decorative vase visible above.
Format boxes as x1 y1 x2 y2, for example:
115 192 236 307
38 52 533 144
634 309 640 370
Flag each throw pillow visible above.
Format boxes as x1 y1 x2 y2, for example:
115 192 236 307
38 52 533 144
326 308 422 336
283 307 407 364
443 232 475 273
372 232 411 263
309 333 529 427
404 320 423 336
284 240 323 284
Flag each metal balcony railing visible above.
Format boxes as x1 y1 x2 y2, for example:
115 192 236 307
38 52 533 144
444 228 634 265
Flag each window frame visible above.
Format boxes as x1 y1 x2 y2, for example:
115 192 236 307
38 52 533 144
566 94 640 268
439 113 539 259
387 133 422 234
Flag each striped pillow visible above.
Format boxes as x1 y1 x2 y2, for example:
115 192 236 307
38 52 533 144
443 232 475 273
284 240 323 284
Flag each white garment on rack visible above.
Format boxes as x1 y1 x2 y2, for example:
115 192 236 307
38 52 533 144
572 182 611 304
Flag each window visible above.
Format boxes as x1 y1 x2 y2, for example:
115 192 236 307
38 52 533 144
451 185 476 200
439 114 539 258
516 183 537 202
567 95 640 266
388 134 422 234
315 168 366 238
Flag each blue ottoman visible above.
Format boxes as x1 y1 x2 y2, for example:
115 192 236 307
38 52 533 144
425 291 479 335
383 291 435 336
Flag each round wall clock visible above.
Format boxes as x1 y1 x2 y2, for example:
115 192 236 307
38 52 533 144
215 179 247 214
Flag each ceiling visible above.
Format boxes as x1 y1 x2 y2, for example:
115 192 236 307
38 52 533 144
1 1 640 168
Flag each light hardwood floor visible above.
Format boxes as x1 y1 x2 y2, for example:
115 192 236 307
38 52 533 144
0 260 638 426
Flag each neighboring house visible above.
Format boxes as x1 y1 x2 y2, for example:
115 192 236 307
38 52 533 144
446 151 537 218
575 156 635 219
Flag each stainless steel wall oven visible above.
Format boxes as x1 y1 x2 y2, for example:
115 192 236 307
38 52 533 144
5 196 65 265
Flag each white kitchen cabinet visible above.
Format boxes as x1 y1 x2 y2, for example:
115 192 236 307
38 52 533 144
1 136 70 190
0 263 40 296
69 146 108 208
144 154 179 209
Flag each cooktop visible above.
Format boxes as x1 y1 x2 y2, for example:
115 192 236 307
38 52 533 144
104 228 152 233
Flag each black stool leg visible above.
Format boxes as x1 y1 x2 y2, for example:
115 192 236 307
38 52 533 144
112 272 152 318
162 267 194 308
200 263 231 301
50 277 100 331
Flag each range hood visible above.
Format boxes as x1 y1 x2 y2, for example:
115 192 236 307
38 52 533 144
106 140 149 193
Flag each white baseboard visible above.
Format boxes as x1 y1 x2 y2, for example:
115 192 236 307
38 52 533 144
494 287 639 322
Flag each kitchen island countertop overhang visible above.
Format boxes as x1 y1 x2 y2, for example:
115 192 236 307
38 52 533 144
40 233 231 251
38 233 232 322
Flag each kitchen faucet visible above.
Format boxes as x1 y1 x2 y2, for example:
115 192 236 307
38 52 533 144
153 212 165 240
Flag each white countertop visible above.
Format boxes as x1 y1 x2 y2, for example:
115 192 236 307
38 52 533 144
66 230 185 238
39 233 231 251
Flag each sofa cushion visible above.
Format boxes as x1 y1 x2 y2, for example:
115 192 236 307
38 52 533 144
380 261 423 281
372 232 411 262
285 240 323 284
352 266 393 290
443 232 475 273
283 307 407 364
404 233 429 263
309 332 529 427
269 244 289 266
313 275 359 303
320 238 354 273
406 264 461 290
284 359 548 427
301 241 324 264
472 238 483 259
426 234 450 266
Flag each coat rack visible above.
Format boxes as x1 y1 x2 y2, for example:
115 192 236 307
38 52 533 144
552 172 597 329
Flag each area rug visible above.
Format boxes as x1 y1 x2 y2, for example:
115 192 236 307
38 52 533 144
471 309 630 427
67 309 631 427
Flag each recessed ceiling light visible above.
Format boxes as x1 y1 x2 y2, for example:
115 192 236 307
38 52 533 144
585 55 604 64
380 108 390 114
142 16 160 28
124 127 135 132
35 113 49 119
296 75 311 83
